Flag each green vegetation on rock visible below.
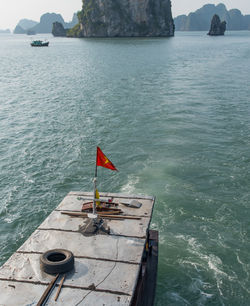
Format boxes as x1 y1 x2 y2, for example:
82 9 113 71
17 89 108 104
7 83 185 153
67 24 82 37
68 0 174 37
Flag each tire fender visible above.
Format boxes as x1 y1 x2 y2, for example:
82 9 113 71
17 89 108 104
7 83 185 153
40 249 74 275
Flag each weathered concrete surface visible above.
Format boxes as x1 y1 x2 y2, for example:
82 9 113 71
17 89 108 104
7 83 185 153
39 210 149 238
0 192 155 305
0 280 131 305
18 229 145 263
0 253 138 295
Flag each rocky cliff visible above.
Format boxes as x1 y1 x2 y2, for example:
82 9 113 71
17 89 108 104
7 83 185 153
17 19 38 30
52 22 67 37
13 25 26 34
70 0 174 37
174 3 250 31
14 13 78 34
29 13 68 34
208 14 226 35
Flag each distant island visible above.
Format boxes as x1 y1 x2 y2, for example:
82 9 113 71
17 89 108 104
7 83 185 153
14 19 38 33
174 3 250 31
14 13 78 34
0 29 11 34
57 0 174 38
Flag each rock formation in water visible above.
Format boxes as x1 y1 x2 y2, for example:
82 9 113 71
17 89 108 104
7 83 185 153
69 0 174 37
18 19 38 30
29 13 67 34
13 25 26 34
0 29 11 34
26 29 36 35
14 19 38 34
52 22 67 37
174 3 250 31
14 13 78 34
208 14 226 35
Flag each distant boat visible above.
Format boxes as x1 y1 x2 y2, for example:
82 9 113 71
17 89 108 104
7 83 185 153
30 40 49 47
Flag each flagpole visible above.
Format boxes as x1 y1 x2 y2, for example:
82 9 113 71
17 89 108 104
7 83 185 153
93 149 98 216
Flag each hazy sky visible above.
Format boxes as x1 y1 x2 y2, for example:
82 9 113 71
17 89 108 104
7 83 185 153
0 0 249 30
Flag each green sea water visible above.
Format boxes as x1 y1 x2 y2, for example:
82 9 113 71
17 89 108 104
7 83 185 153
0 32 250 305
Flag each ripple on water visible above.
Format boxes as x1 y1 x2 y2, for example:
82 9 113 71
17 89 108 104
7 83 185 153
0 33 250 305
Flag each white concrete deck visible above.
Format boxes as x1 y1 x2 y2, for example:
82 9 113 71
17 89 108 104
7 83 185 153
0 192 155 305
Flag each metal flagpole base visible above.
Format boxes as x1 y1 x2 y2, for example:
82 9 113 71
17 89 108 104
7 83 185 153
78 216 110 237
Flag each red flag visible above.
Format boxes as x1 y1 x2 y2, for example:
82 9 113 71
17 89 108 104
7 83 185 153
96 147 117 171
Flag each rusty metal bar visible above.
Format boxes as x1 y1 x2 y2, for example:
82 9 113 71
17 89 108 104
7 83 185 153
54 274 66 301
37 274 59 306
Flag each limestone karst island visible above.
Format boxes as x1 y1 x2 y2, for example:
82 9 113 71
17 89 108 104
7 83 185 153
54 0 175 37
208 14 226 36
2 0 250 305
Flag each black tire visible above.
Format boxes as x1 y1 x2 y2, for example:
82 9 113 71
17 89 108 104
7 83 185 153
40 249 74 275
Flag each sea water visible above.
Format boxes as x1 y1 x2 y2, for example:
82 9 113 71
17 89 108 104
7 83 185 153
0 32 250 305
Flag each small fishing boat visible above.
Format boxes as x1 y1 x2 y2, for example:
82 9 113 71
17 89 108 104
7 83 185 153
30 40 49 47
